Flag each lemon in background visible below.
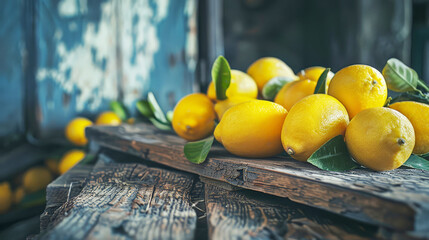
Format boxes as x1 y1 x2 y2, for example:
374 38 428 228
59 149 86 174
65 117 93 146
207 70 258 100
95 111 122 126
247 57 297 92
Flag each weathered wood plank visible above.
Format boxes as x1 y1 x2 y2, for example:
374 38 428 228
39 152 198 240
86 123 429 233
205 184 379 240
40 163 93 231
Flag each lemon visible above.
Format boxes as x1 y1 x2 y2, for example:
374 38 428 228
95 111 121 125
389 101 429 154
65 117 93 146
345 107 415 171
215 100 287 158
247 57 297 91
297 66 334 92
23 167 53 193
274 79 316 111
13 187 25 205
172 93 216 141
59 149 86 174
207 70 258 100
214 96 255 120
0 182 12 214
328 64 387 119
281 94 349 161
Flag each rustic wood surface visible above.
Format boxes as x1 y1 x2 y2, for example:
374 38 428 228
39 152 198 240
40 163 93 231
205 184 380 240
86 123 429 233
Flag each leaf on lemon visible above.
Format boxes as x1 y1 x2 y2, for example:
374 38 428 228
136 100 154 118
313 68 331 94
184 136 214 164
307 135 360 171
262 76 295 100
382 58 420 93
390 91 429 105
110 101 128 121
148 117 172 130
147 92 169 124
419 152 429 160
211 56 231 100
402 154 429 170
166 111 174 123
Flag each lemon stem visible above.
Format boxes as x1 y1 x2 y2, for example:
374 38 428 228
397 138 405 146
287 147 295 155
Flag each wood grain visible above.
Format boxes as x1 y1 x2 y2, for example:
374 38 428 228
205 184 378 240
39 152 198 240
86 123 429 233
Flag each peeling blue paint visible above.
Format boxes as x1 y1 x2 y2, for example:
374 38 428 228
0 0 197 141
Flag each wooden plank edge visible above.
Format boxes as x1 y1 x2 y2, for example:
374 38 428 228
86 127 424 232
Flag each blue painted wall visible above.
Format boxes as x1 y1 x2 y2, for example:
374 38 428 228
0 0 197 141
0 0 25 141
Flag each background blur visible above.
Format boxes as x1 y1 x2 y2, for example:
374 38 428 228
0 0 429 238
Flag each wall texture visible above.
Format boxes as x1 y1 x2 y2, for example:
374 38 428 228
0 0 197 142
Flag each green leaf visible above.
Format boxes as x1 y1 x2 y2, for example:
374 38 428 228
419 152 429 160
110 101 128 121
211 56 231 100
313 68 331 94
149 117 172 130
147 92 169 124
136 100 154 118
402 154 429 170
307 135 360 171
166 111 174 123
262 76 295 100
184 136 214 164
382 58 420 93
390 91 429 105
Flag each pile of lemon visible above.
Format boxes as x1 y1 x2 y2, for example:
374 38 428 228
172 57 429 172
59 111 122 174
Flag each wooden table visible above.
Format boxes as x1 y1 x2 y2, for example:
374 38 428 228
37 123 429 239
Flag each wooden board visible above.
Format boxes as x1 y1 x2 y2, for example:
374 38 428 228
205 184 379 240
39 152 198 239
86 123 429 233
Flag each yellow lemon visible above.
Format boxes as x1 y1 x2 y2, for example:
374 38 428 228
274 79 316 111
328 65 387 119
59 150 86 174
65 117 93 146
247 57 297 91
22 167 53 193
95 111 121 125
281 94 349 161
389 101 429 154
297 66 335 92
214 100 287 158
214 96 255 120
172 93 216 141
13 187 25 205
207 70 258 101
345 107 415 171
0 182 12 214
